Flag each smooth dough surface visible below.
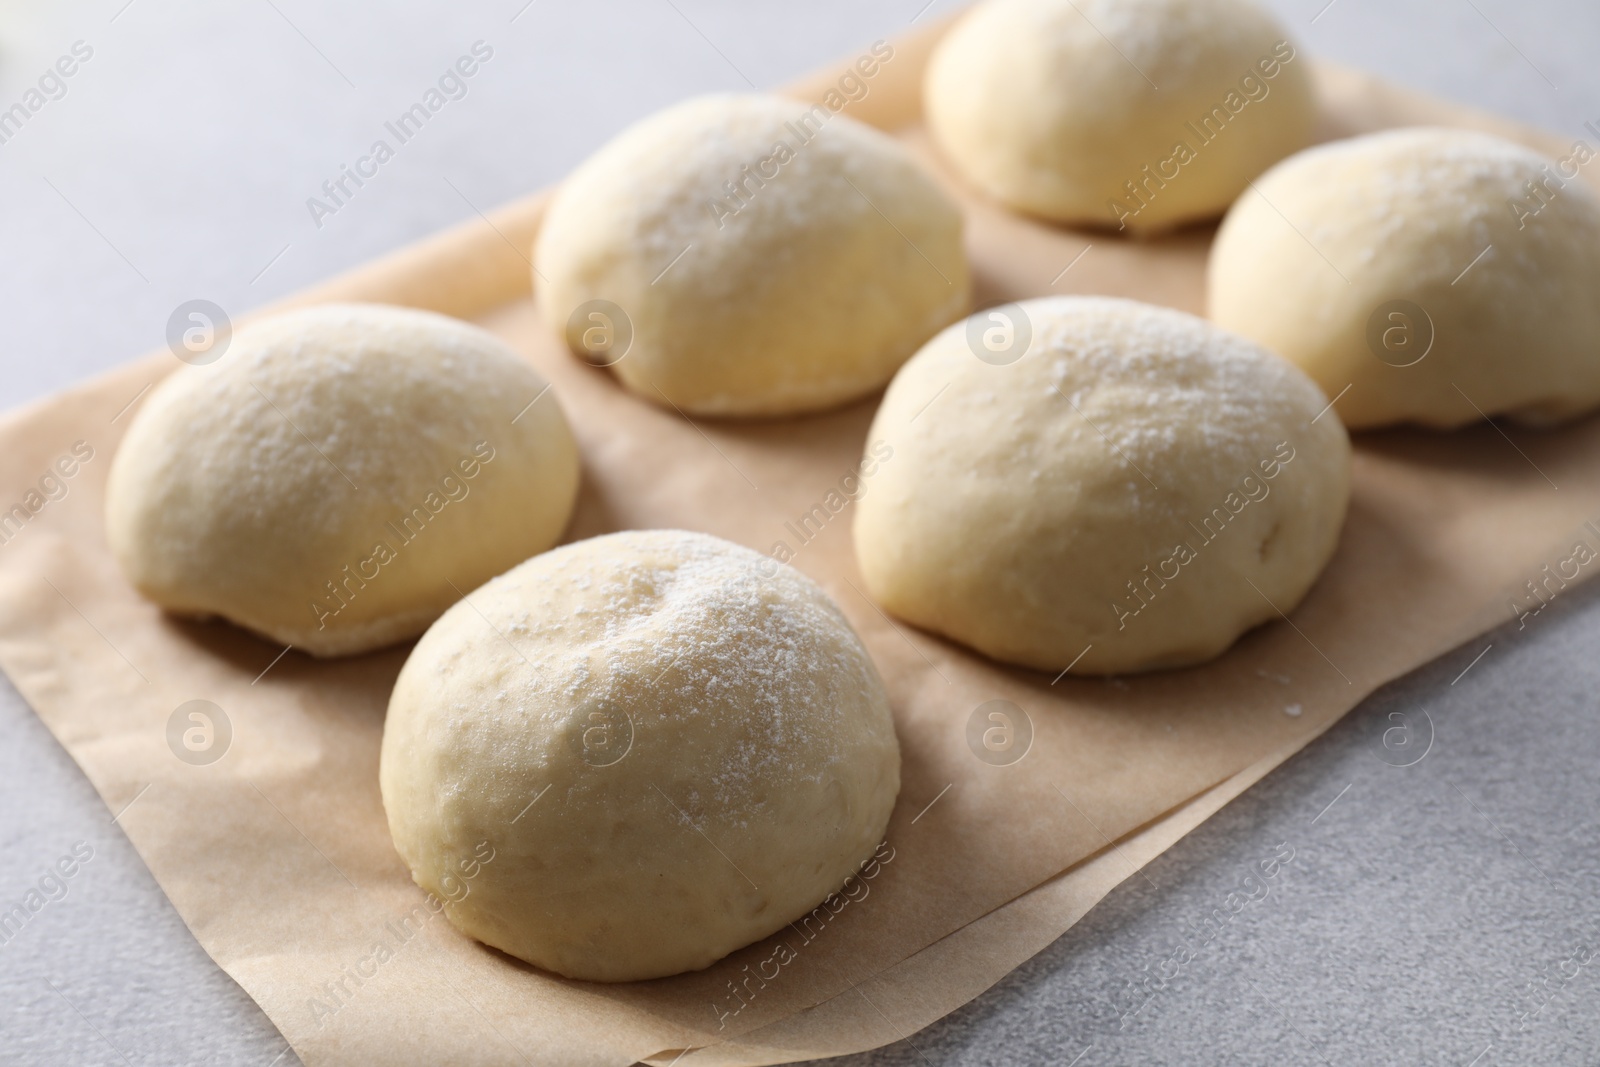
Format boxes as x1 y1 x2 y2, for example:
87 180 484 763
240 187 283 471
106 303 580 657
923 0 1316 232
535 93 970 417
379 530 901 982
853 297 1350 675
1208 127 1600 428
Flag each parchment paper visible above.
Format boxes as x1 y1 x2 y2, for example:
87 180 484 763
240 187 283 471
1 16 1596 1066
649 739 1298 1067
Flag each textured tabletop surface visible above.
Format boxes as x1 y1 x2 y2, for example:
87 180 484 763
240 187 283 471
2 2 1598 1064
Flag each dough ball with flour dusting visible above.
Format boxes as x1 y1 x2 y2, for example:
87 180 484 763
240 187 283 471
105 304 579 657
535 93 970 417
1208 127 1600 428
923 0 1316 232
379 530 901 982
853 297 1351 675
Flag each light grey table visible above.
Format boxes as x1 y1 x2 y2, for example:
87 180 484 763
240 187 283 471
2 2 1597 1064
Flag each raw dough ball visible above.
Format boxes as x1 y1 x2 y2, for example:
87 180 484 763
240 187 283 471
379 530 900 982
535 93 970 417
853 296 1350 674
106 304 579 657
1208 127 1600 428
923 0 1316 233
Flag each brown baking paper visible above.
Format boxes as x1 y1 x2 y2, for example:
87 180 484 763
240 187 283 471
2 15 1598 1066
651 738 1299 1067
